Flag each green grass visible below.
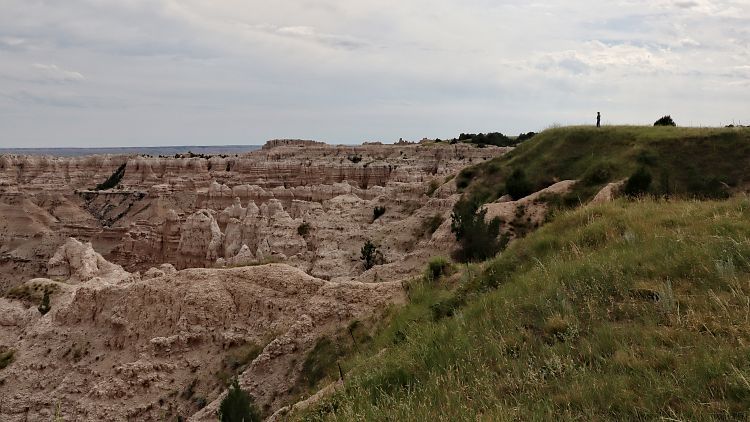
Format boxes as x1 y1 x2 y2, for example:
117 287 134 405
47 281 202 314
298 196 750 421
458 126 750 203
216 342 266 387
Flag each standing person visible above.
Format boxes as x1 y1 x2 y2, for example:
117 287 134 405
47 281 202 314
596 112 601 128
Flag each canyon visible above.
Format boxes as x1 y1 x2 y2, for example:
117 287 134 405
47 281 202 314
0 140 509 421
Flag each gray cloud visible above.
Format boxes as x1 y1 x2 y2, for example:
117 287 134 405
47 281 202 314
0 0 748 147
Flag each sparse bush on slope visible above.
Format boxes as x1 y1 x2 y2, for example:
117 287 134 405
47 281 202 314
372 206 386 221
0 348 14 370
219 378 260 422
505 168 533 200
299 197 750 421
622 166 652 197
361 240 384 270
450 197 506 262
37 289 51 315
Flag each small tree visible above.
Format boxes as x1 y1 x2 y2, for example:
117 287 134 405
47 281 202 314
425 257 451 282
219 378 260 422
450 197 506 262
373 206 386 221
361 240 384 270
505 169 533 200
38 290 51 315
623 167 652 197
297 222 311 237
654 115 676 126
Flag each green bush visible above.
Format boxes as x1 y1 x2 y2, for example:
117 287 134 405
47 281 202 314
654 115 676 126
687 175 731 199
582 162 615 186
623 167 652 196
361 240 384 270
38 290 51 315
219 378 260 422
425 257 452 282
0 348 14 370
301 337 341 388
505 169 533 200
450 197 506 262
456 168 476 190
455 132 518 147
373 206 386 221
297 222 311 237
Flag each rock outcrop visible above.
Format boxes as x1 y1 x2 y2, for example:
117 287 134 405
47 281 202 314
0 248 404 422
47 237 130 283
1 142 509 290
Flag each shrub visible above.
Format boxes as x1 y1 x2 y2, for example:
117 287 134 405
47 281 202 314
582 162 615 186
361 240 385 270
0 348 14 369
95 163 126 191
373 206 386 221
654 115 676 126
423 214 444 237
194 396 208 409
348 155 363 163
426 180 441 197
516 131 537 142
455 132 518 147
505 169 533 200
297 222 311 237
425 257 452 282
301 337 340 388
38 290 51 315
687 176 731 199
450 197 506 262
219 378 260 422
623 167 652 196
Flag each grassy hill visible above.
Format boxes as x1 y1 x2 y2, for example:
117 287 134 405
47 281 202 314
290 126 750 421
458 126 750 203
298 197 750 421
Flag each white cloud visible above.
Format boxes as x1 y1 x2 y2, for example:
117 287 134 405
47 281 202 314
32 64 85 82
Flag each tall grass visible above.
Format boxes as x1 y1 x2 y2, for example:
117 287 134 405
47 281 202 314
298 197 750 421
459 126 750 203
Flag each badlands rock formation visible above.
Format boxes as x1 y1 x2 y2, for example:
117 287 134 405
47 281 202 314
0 240 403 421
1 141 507 290
0 140 510 420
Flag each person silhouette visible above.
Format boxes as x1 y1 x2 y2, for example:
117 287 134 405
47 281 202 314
596 112 601 128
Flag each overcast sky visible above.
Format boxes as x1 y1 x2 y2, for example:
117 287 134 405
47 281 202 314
0 0 748 147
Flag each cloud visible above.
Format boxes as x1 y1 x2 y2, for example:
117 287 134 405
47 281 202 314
0 0 748 147
32 64 85 82
273 25 369 50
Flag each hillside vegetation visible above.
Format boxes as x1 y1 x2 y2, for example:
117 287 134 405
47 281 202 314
294 126 750 421
457 126 750 203
300 197 750 421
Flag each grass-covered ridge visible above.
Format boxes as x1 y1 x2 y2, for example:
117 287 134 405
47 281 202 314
458 126 750 203
299 197 750 420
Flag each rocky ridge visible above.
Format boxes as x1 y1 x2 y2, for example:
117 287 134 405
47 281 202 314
0 238 403 421
1 142 508 290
